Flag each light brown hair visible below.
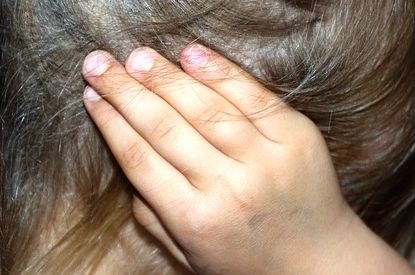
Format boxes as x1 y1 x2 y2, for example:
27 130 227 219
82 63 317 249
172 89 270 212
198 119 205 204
1 0 415 274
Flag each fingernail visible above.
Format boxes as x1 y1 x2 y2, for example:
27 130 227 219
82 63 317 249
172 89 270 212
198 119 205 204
84 86 102 102
83 51 112 76
128 48 155 73
185 44 210 67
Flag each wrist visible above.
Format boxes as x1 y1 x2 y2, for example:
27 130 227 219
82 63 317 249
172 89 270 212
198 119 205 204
303 204 414 275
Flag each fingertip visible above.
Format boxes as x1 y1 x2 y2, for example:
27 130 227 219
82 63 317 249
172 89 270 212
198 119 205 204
181 43 211 68
82 50 113 77
125 47 157 75
83 86 102 103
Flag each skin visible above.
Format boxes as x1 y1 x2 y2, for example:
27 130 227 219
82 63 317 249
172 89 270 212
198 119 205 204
81 44 415 274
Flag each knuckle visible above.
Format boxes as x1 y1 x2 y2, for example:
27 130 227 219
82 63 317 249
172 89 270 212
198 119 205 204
215 59 233 78
286 116 327 160
132 210 156 229
181 207 219 241
247 88 271 111
120 84 146 99
225 171 258 211
214 124 234 143
120 141 148 170
132 199 147 220
194 107 255 157
213 120 243 143
159 69 184 89
149 117 177 141
228 187 255 211
202 58 233 81
117 86 147 114
299 118 325 145
196 105 228 123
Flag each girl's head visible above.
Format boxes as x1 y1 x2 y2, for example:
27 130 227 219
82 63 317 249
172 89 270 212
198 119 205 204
1 0 415 273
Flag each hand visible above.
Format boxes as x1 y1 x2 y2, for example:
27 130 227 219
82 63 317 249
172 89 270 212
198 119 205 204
81 44 404 274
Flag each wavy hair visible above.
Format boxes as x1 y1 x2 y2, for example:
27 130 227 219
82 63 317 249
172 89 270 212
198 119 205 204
1 0 415 274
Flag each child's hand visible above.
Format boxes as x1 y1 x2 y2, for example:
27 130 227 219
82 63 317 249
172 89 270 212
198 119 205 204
80 44 381 274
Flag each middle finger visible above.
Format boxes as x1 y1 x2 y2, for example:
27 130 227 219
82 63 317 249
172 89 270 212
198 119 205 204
125 47 262 160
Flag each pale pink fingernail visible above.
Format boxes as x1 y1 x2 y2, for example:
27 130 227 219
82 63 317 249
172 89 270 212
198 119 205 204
83 51 112 76
185 44 210 67
128 48 155 73
84 86 102 102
